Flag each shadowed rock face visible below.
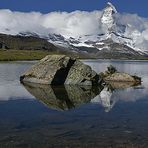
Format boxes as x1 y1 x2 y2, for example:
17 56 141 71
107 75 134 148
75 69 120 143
22 82 103 111
20 55 101 85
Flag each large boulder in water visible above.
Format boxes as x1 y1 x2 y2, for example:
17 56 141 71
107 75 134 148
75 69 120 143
20 55 101 85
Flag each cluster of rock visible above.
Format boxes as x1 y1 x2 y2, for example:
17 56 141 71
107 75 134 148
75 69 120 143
20 56 142 112
99 65 141 85
20 55 141 86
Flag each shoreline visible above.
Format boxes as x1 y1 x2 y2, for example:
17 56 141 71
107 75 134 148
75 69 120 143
0 49 148 62
1 59 148 63
1 58 148 62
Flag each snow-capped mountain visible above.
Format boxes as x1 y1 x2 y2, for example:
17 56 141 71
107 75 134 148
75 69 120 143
101 2 117 30
44 2 148 58
0 2 148 59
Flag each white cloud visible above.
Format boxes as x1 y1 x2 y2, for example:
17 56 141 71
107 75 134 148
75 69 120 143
0 9 103 37
142 29 148 40
0 9 148 50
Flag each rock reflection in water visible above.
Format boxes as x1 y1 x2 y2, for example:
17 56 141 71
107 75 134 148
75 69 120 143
22 82 103 111
91 81 141 112
22 81 140 112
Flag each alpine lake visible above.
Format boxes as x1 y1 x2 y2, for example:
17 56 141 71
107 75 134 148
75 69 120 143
0 59 148 148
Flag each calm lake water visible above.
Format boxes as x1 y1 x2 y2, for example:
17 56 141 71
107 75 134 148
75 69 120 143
0 60 148 148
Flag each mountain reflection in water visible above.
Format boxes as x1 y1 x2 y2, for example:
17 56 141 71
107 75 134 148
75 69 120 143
22 81 140 112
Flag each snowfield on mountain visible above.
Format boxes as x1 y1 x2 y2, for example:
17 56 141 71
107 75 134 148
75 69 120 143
0 2 148 59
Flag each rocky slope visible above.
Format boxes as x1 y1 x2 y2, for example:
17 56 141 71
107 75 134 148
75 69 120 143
0 33 90 59
0 33 57 51
45 2 148 59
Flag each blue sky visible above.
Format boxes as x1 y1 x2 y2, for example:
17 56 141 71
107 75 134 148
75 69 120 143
0 0 148 17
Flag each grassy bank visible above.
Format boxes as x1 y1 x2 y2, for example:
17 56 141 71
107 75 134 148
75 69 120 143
0 49 62 61
0 49 91 61
0 49 148 61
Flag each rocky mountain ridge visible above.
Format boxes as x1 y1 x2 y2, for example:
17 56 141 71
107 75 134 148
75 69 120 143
43 2 148 59
0 2 148 59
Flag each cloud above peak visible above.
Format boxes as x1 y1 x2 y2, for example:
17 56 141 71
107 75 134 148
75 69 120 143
0 9 148 50
0 9 103 37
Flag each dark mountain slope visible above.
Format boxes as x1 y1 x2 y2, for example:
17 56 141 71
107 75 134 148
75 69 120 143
0 33 57 51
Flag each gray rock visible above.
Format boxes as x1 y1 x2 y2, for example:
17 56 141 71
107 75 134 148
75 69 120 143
106 81 139 89
20 55 101 85
99 65 141 85
104 72 141 85
65 60 100 85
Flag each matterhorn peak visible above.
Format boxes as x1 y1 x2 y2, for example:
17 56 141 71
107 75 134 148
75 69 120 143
101 2 117 29
106 2 117 13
